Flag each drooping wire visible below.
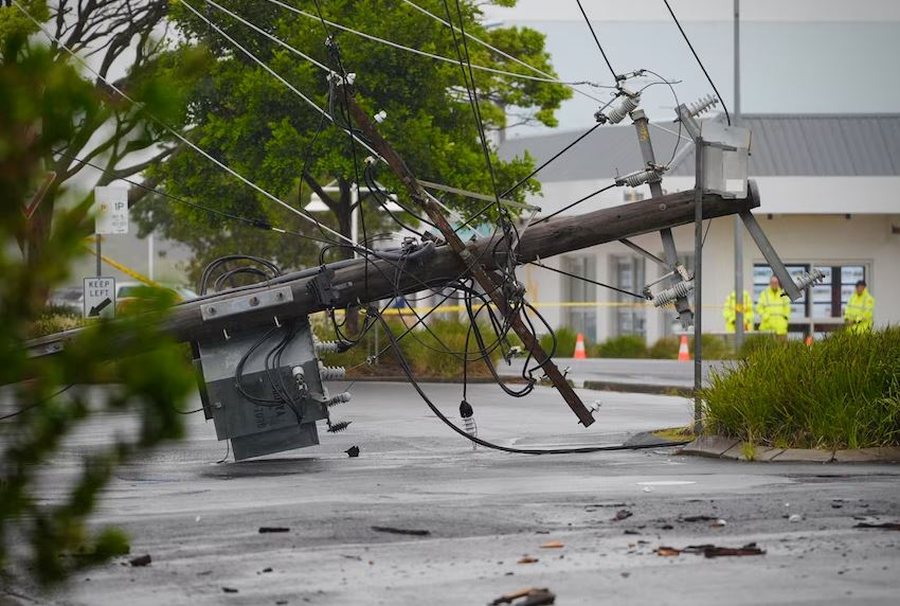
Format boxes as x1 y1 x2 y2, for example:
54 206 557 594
0 385 73 421
373 309 691 454
529 260 649 300
661 0 731 125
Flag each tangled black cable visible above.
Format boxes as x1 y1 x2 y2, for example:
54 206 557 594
373 309 689 454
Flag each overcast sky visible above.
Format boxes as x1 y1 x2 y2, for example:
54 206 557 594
480 0 900 135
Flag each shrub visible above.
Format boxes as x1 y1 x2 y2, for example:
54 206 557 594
695 334 733 360
28 314 86 338
648 334 735 360
539 326 578 359
737 333 778 359
648 336 679 359
701 327 900 449
594 335 647 358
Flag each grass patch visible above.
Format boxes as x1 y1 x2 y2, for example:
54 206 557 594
28 313 86 338
653 425 694 442
701 327 900 449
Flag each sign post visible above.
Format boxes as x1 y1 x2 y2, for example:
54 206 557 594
83 276 116 319
94 186 128 278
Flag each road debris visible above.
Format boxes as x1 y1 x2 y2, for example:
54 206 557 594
540 540 564 549
656 546 680 557
612 509 633 522
788 514 802 523
681 515 716 522
854 522 900 531
517 556 539 564
222 587 239 593
129 554 152 567
656 543 765 558
488 587 555 605
371 525 431 536
259 527 290 533
345 445 360 458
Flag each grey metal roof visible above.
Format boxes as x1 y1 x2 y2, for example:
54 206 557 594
498 114 900 182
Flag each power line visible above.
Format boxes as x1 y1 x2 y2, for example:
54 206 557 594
61 150 339 246
529 260 647 300
400 0 612 102
256 0 604 92
532 183 618 226
661 0 731 125
13 0 355 251
574 0 619 82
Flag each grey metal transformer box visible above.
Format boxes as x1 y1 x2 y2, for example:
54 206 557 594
193 319 329 460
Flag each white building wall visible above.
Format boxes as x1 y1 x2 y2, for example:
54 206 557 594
521 180 900 344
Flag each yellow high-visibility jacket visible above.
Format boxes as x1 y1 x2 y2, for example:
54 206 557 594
844 289 875 333
756 287 791 335
723 290 753 333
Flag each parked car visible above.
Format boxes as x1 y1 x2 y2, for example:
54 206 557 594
116 281 198 312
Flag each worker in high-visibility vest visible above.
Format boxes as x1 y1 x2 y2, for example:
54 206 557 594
756 276 791 336
843 279 875 333
723 290 753 333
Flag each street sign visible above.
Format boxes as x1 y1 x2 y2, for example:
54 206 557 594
94 186 129 235
83 277 116 319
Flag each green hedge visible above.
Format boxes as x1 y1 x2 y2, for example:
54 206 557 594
592 335 647 358
701 327 900 449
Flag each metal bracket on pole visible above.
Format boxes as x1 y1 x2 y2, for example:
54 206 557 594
737 183 801 301
630 109 693 328
342 86 594 427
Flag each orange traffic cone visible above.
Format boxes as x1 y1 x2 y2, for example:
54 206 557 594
677 335 691 362
573 333 587 359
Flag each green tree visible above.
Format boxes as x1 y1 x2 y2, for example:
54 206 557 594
139 0 570 281
0 33 195 585
0 0 204 274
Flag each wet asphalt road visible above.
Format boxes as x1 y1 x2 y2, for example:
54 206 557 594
3 382 898 605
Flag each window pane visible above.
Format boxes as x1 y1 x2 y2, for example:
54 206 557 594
841 266 865 284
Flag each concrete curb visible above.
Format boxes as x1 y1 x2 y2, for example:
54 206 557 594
582 380 693 397
678 435 900 463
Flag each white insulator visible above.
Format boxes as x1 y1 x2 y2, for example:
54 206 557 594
794 268 826 291
327 392 352 407
604 93 640 124
617 167 663 188
689 94 718 117
652 280 694 307
318 362 346 381
314 340 340 354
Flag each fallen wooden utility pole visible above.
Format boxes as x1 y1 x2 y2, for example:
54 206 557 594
26 187 761 357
